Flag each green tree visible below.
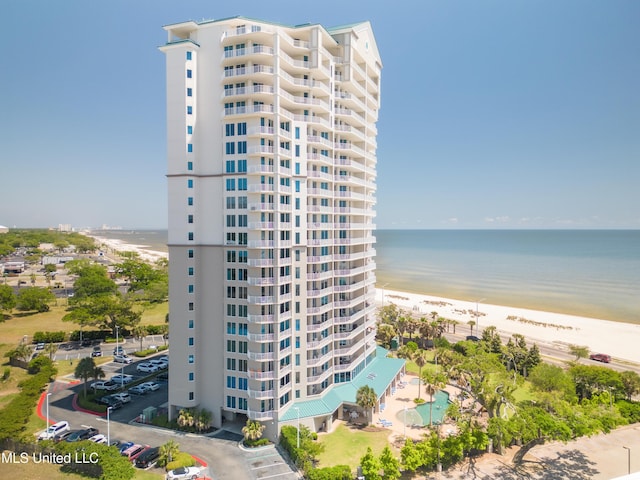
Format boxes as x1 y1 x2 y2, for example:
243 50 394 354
242 419 266 441
360 447 380 480
375 323 396 349
43 342 58 361
422 371 447 425
413 349 429 401
620 371 640 400
158 439 180 467
528 363 575 402
0 284 16 314
67 261 118 300
568 344 590 364
44 263 57 275
400 438 423 472
75 357 97 398
481 326 502 353
132 324 148 352
379 446 401 480
64 295 141 336
16 287 56 312
4 343 33 363
356 385 378 425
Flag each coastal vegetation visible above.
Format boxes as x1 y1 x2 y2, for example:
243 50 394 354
364 303 640 478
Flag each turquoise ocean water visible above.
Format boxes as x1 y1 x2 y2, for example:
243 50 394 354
90 229 640 324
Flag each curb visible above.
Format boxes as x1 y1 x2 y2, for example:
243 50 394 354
71 393 107 417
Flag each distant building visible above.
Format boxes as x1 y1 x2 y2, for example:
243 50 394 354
160 16 399 442
3 261 25 274
58 224 73 232
0 225 8 234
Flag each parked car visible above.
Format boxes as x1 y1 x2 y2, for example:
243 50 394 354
111 374 134 385
149 358 168 369
91 381 119 391
128 385 148 395
121 444 148 461
38 420 70 441
91 346 102 357
140 381 160 392
53 431 74 443
135 446 160 468
111 392 131 404
113 354 133 364
113 346 126 355
96 396 123 410
66 427 99 442
89 434 108 444
466 335 480 342
119 441 135 454
166 466 202 480
590 353 611 363
137 363 159 373
35 343 45 351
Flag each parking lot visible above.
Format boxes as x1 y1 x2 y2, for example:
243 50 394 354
40 345 301 479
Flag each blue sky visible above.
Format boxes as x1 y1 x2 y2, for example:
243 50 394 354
1 0 638 229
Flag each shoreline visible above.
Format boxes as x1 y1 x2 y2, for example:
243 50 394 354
81 233 639 364
84 233 168 264
377 288 640 364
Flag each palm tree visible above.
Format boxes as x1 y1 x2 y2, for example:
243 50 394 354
413 349 429 401
159 439 180 467
132 324 148 352
195 409 212 432
43 342 58 361
93 365 105 383
422 371 447 426
7 343 33 363
242 419 266 442
177 409 194 429
467 320 476 336
356 385 377 425
75 357 97 398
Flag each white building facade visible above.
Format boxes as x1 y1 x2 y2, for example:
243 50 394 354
161 16 382 440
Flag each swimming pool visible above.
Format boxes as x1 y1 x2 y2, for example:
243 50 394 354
394 390 451 426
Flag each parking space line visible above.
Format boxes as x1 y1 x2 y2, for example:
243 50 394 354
250 461 286 470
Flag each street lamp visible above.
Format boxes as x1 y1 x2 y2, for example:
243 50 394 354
45 392 52 433
381 283 389 307
115 326 123 388
622 446 630 475
294 407 300 449
474 298 486 335
107 407 112 446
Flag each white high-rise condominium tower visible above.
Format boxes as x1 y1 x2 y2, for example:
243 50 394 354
161 16 403 440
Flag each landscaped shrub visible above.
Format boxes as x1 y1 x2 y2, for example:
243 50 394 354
244 438 270 447
133 345 168 357
616 399 640 423
165 452 196 471
0 365 56 441
305 465 352 480
28 355 54 374
33 330 66 343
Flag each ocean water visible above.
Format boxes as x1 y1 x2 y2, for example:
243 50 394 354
375 230 640 324
90 229 640 324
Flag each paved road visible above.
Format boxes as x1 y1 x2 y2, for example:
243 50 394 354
46 360 299 480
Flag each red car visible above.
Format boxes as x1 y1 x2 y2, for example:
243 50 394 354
589 353 611 363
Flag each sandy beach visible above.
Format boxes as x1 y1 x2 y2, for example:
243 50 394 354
377 288 640 364
85 233 168 264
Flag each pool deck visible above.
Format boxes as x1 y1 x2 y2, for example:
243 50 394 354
374 373 466 441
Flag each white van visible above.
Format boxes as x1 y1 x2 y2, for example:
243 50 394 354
38 420 70 441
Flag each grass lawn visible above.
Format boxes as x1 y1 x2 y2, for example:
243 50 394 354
316 423 393 469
